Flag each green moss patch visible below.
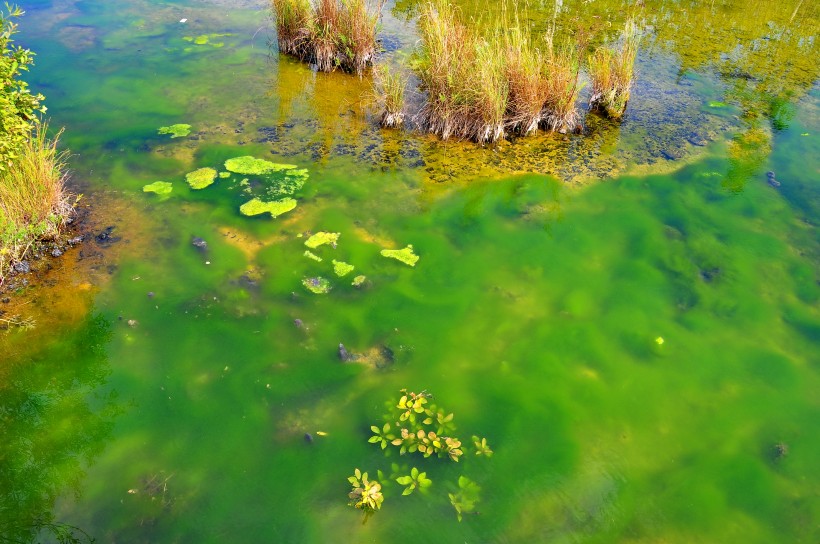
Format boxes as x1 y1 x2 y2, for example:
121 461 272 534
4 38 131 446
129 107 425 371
239 198 297 218
142 181 173 195
302 276 331 294
186 167 217 189
381 245 419 267
304 250 323 262
225 156 297 176
157 124 191 138
333 260 355 277
305 232 340 249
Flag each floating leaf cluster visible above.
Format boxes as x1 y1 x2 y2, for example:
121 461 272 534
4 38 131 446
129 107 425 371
348 389 492 520
239 197 297 218
381 245 419 266
186 167 217 189
157 124 191 138
142 181 173 195
347 469 384 512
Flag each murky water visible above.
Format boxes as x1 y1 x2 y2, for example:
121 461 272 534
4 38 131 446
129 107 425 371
1 0 818 542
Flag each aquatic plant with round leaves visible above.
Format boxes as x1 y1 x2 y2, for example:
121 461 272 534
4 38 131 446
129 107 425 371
224 156 297 175
185 167 217 189
472 436 493 457
332 260 354 277
142 181 173 195
347 469 383 512
304 231 340 249
396 467 432 496
157 124 191 138
302 276 331 294
381 245 419 266
239 198 297 218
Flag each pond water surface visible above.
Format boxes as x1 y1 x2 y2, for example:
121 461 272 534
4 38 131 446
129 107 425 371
1 0 819 542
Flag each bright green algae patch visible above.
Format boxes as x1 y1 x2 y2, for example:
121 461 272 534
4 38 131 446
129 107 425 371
142 181 173 195
332 260 354 277
305 232 340 249
304 250 322 262
239 198 297 218
186 167 217 189
225 156 298 175
352 275 367 287
381 245 419 266
302 276 331 294
157 124 191 138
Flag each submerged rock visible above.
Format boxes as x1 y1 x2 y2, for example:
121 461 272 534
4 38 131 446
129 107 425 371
192 237 208 250
12 261 30 274
304 433 314 444
51 248 64 258
766 171 781 188
338 343 354 362
95 226 120 246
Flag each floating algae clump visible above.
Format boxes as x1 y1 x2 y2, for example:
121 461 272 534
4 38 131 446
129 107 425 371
302 276 331 294
266 169 309 198
219 171 231 179
239 198 297 218
381 245 419 267
304 250 322 262
333 260 355 277
143 181 173 195
305 232 340 249
186 167 217 189
157 124 191 138
225 156 297 175
352 275 367 287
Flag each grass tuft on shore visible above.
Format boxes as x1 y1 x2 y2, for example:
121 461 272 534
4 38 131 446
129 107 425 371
0 124 72 279
271 0 384 75
373 64 407 128
588 19 640 120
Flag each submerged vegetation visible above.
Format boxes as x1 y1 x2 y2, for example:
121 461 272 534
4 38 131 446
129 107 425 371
0 6 71 280
270 0 385 75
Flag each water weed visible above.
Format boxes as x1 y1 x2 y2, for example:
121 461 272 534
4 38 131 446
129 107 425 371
588 19 640 119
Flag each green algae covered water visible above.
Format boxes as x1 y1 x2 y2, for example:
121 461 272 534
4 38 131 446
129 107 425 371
1 0 819 542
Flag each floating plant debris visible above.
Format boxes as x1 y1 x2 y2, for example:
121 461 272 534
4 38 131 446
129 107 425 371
302 276 331 294
224 156 297 175
186 167 217 189
332 260 354 277
142 181 173 195
381 245 419 266
305 232 340 249
239 198 297 218
157 124 191 138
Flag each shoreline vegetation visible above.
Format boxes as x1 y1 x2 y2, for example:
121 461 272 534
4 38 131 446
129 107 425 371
0 6 72 283
271 0 640 143
270 0 385 75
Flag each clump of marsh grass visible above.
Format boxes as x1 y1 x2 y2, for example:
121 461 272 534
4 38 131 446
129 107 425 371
541 31 584 133
413 0 508 143
0 123 72 279
503 20 549 136
588 19 640 119
271 0 312 58
270 0 384 76
373 64 407 128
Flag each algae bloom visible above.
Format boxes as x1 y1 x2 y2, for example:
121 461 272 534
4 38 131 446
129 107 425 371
239 198 297 218
352 275 367 287
305 232 340 249
219 171 231 179
302 276 331 294
304 250 323 262
157 124 191 138
225 156 297 175
186 167 217 189
332 260 355 277
142 181 173 195
381 245 419 267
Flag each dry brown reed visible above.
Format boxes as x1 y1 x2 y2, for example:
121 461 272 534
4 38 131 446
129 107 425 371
541 32 584 133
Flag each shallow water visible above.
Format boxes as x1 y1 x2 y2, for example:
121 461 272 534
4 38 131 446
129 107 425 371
1 0 819 542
